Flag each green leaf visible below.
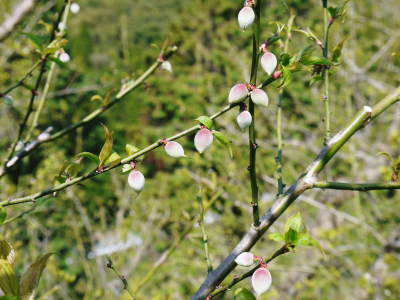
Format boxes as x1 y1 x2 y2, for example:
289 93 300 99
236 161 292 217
0 296 18 300
43 39 68 55
21 32 48 51
0 259 19 296
195 116 213 129
76 152 100 164
280 53 291 66
284 228 299 244
125 144 140 156
300 55 331 66
20 253 53 300
3 95 13 106
234 287 256 300
99 125 113 166
268 232 285 242
65 162 81 178
0 241 15 264
48 56 65 67
279 67 293 88
284 212 303 233
0 207 6 225
332 39 346 64
291 45 315 64
297 233 325 255
213 131 233 158
104 152 121 168
377 151 392 162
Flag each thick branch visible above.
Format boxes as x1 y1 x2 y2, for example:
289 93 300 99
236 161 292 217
192 88 400 299
0 0 36 41
313 181 400 191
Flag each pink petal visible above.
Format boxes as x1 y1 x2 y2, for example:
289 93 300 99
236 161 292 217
236 111 253 129
128 170 145 192
250 88 269 107
165 141 185 158
238 6 255 29
252 267 272 295
229 84 248 104
261 51 278 75
194 128 213 153
235 252 254 266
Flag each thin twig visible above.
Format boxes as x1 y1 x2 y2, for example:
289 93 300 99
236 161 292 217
106 257 135 300
0 77 279 207
248 0 262 227
313 181 400 191
322 0 332 144
198 189 213 273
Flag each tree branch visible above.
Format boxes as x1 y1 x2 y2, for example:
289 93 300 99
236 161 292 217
0 77 279 207
192 87 400 299
0 0 36 41
313 181 400 191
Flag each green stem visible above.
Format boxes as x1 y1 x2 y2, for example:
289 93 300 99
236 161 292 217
106 257 135 300
248 0 262 227
322 0 331 144
198 192 213 273
313 181 400 191
26 1 71 141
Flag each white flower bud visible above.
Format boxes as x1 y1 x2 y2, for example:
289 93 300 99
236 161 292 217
236 111 252 129
238 6 255 29
194 128 213 153
128 170 145 192
235 252 255 266
252 267 272 295
161 61 173 73
261 51 278 75
250 88 269 107
165 141 185 158
229 84 248 104
70 3 80 14
59 52 70 63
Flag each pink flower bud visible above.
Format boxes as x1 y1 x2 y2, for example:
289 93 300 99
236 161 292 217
194 128 213 153
238 6 255 29
229 84 248 104
235 252 255 266
128 170 145 192
236 111 252 129
250 88 269 107
252 267 272 295
272 70 282 80
261 51 278 75
161 61 172 73
165 141 185 158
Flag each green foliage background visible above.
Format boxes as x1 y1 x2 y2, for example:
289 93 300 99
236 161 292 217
1 0 400 299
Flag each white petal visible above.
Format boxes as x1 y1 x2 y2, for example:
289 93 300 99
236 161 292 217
161 61 172 73
236 111 252 129
194 128 213 153
70 3 80 14
250 88 269 107
228 84 248 104
235 252 254 266
59 52 70 63
238 6 255 29
261 51 278 75
165 141 185 158
252 267 272 295
128 170 145 192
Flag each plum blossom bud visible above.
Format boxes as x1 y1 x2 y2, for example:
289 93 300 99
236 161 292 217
236 111 252 129
128 170 145 192
59 52 70 63
70 3 80 14
250 88 269 107
252 267 272 295
58 23 66 31
235 252 255 266
161 61 172 73
272 70 282 80
238 6 255 29
165 141 185 158
229 84 248 104
194 128 213 153
261 51 278 75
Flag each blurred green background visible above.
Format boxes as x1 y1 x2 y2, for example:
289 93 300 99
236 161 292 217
1 0 400 299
